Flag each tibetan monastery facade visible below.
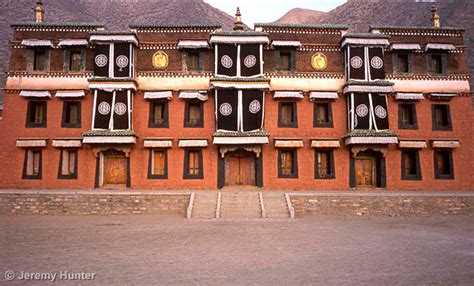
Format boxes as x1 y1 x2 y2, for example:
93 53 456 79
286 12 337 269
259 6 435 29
0 15 473 191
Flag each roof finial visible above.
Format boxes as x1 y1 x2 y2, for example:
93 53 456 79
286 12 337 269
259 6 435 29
34 0 44 23
233 7 244 31
431 5 440 28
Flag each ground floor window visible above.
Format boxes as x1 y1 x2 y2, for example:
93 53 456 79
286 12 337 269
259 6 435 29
434 149 454 179
184 149 203 179
315 149 335 179
401 149 421 180
148 149 168 179
23 149 42 179
58 149 78 179
278 149 298 178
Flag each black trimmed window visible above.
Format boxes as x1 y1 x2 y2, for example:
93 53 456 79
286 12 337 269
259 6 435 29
33 49 48 71
61 101 81 128
401 149 421 180
26 101 47 128
276 50 296 72
398 103 418 129
313 101 333 128
432 104 452 131
278 102 297 128
428 53 447 75
184 50 203 72
184 101 204 128
278 149 298 178
149 100 169 128
315 149 335 179
148 149 168 179
64 49 85 72
58 149 78 179
184 149 203 179
22 149 42 179
393 52 412 74
434 149 454 179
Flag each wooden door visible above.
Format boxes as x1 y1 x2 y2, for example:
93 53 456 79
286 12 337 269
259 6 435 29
105 156 127 185
355 158 375 187
225 154 255 186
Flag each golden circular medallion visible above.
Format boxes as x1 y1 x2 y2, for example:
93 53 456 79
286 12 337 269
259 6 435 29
152 51 168 69
311 52 328 71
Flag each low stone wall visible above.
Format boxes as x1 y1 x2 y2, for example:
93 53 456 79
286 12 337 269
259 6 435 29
0 192 190 216
290 194 474 217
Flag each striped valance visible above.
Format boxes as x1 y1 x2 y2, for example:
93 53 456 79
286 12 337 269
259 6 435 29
52 139 82 148
343 85 392 94
309 92 339 100
273 91 304 99
82 136 137 144
88 83 137 92
58 39 89 47
341 38 389 47
89 35 138 45
398 141 427 149
210 36 269 44
177 40 209 49
390 43 421 51
213 136 269 145
178 139 208 148
345 136 398 145
274 140 304 148
144 139 173 148
21 39 54 47
431 140 460 149
55 90 85 98
16 139 48 148
19 90 51 98
210 81 270 90
425 43 456 51
394 93 424 100
144 91 173 100
271 40 301 47
179 91 208 101
311 140 341 148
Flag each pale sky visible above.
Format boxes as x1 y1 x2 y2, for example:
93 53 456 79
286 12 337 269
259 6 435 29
204 0 348 27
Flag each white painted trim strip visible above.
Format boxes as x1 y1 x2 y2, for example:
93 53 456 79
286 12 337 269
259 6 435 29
82 136 137 144
16 139 47 148
186 192 195 219
216 192 222 219
259 192 266 218
178 139 208 148
51 140 82 148
143 91 173 100
213 136 269 145
285 193 295 219
55 90 85 98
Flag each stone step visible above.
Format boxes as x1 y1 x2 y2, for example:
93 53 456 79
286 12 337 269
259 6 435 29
191 193 218 219
220 192 262 218
263 193 290 218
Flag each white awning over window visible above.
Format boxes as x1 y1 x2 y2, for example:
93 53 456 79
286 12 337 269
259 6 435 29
52 139 82 148
343 85 392 94
179 91 208 101
311 140 341 148
144 139 173 148
55 90 85 98
213 137 269 145
177 40 209 49
394 93 424 100
390 43 421 51
345 136 398 145
82 136 137 144
21 39 54 47
88 83 137 92
273 91 304 99
89 35 138 45
19 90 51 98
271 40 301 47
274 140 304 148
210 36 269 44
425 43 456 51
58 39 89 47
144 91 173 100
431 93 457 98
341 38 389 47
309 92 339 100
210 82 270 90
398 141 427 149
16 139 47 148
178 139 208 148
431 140 460 149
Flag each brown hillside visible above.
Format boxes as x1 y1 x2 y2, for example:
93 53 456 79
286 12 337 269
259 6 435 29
0 0 238 103
275 8 326 24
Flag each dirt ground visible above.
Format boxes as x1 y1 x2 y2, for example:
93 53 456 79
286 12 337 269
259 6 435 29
1 215 473 285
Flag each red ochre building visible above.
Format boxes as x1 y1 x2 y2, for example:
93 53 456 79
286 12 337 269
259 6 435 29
0 4 472 191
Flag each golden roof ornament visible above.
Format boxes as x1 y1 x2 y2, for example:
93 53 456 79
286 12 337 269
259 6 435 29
34 0 44 23
431 5 440 28
233 7 244 31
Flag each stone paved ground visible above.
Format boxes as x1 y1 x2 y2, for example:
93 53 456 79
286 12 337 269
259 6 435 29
1 215 473 285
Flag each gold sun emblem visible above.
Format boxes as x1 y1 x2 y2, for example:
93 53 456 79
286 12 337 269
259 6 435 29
152 51 168 69
311 52 328 71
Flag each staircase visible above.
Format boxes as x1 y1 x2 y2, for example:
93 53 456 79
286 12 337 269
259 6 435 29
220 191 262 218
191 192 218 219
263 193 291 218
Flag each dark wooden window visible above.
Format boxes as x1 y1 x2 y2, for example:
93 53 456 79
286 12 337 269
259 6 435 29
61 101 81 128
33 49 47 71
149 100 169 128
278 149 298 178
398 103 418 129
280 52 291 71
401 149 421 180
398 53 409 73
434 149 454 179
58 149 78 179
184 149 203 179
26 101 47 128
278 102 297 128
313 102 333 127
184 101 203 128
432 104 452 131
69 50 82 72
148 149 168 179
315 149 335 179
431 54 443 74
186 51 201 72
22 149 42 179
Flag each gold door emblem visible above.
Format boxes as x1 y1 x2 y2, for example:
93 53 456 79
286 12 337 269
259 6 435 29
152 51 168 69
311 52 328 71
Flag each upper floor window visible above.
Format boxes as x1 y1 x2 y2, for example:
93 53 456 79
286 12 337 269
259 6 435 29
184 101 203 128
33 49 48 71
26 101 47 128
65 49 85 72
216 44 262 77
185 51 202 72
314 102 333 128
62 101 81 128
149 100 169 128
398 103 417 130
432 104 452 131
393 52 412 74
276 50 295 72
347 46 385 81
278 102 297 128
428 53 447 75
